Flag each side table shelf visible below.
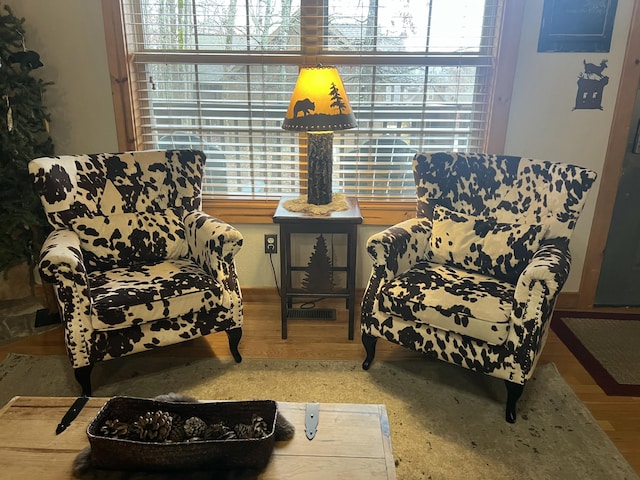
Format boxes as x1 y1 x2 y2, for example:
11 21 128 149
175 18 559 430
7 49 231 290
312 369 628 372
273 197 363 340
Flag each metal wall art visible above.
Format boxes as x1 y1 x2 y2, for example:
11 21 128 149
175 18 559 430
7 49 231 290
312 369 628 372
574 59 609 110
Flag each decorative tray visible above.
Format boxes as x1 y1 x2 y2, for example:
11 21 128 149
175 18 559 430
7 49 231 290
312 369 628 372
86 396 277 471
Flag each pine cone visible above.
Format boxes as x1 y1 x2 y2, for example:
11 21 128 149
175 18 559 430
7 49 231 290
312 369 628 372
167 413 186 442
184 416 207 438
234 422 253 439
168 423 187 442
132 410 173 442
205 422 231 440
222 429 238 440
251 414 269 438
100 419 131 439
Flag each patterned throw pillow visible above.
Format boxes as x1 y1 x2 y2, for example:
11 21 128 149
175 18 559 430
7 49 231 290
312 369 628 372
72 209 188 270
429 205 548 284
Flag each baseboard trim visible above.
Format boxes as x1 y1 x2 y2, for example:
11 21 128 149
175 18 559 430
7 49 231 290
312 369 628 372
556 292 580 310
243 287 366 304
242 287 280 303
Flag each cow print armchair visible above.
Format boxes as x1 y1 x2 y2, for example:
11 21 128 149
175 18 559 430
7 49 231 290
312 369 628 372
29 150 244 396
360 152 597 422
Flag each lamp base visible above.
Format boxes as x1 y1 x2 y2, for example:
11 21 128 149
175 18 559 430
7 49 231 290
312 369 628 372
307 132 333 205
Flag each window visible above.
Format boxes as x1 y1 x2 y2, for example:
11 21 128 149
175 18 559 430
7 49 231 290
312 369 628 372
106 0 520 207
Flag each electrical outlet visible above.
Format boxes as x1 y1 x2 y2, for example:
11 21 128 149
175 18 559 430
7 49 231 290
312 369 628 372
264 234 277 254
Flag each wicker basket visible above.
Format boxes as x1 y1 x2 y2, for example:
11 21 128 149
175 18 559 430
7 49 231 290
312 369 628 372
87 396 277 472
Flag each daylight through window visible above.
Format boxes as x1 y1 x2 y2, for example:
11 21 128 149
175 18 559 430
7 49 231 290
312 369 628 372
118 0 506 200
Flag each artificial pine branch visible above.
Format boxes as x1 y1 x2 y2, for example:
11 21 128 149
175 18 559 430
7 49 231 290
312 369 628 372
0 4 54 274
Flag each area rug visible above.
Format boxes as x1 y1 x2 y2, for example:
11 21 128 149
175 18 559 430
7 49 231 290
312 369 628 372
0 354 637 480
552 310 640 396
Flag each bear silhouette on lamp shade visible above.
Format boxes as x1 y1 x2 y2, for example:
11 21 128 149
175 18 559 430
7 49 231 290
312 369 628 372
293 98 315 117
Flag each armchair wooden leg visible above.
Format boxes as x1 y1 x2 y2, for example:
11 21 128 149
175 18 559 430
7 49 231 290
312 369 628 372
362 333 378 370
227 328 243 363
505 380 525 423
74 365 93 397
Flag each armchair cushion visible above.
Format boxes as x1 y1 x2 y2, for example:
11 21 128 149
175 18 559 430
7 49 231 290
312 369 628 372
88 259 230 331
379 261 513 345
71 209 188 270
429 205 548 284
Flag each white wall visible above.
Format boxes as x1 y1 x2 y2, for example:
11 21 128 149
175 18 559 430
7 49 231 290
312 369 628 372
7 1 118 155
504 0 634 291
8 0 636 291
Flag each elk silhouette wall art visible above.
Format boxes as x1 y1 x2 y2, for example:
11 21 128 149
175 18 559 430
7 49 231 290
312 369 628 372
574 59 609 110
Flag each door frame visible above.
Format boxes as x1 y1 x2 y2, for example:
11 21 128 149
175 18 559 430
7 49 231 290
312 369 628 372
566 1 640 309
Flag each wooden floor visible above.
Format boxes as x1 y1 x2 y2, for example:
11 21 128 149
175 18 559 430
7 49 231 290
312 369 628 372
1 295 639 475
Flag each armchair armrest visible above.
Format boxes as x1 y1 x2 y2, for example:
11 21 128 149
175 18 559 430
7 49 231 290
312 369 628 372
38 229 89 285
516 237 572 299
366 217 432 278
39 229 94 368
506 238 572 377
183 210 244 280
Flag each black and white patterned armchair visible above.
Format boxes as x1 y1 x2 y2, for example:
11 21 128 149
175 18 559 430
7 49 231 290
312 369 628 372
29 150 243 396
361 152 597 422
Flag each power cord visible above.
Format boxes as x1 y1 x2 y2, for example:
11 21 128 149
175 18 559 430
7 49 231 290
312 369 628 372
268 252 280 297
268 252 326 309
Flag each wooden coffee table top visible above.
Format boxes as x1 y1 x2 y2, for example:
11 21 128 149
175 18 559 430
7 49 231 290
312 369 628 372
0 396 396 479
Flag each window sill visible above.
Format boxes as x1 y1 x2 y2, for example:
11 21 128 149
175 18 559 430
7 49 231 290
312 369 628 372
202 198 417 226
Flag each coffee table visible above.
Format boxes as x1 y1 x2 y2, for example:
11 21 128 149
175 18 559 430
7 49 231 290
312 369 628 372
0 397 396 479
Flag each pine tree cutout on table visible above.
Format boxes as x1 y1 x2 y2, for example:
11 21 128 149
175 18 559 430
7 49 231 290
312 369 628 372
0 4 54 275
301 234 334 293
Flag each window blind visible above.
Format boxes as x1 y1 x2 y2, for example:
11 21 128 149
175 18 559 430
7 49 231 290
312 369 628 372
120 0 503 200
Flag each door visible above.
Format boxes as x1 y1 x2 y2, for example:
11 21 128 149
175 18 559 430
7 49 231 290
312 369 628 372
595 86 640 306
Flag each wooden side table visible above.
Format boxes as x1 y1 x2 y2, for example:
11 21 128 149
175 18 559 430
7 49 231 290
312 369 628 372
273 197 363 340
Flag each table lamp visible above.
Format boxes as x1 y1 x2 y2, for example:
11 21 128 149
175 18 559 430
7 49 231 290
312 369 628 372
282 65 357 205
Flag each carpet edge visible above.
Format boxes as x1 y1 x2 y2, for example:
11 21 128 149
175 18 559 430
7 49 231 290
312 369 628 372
551 311 640 396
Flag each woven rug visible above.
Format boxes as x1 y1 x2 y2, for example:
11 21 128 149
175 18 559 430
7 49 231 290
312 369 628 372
552 310 640 396
0 353 637 480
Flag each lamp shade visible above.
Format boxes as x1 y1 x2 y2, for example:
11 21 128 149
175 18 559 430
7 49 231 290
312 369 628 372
282 65 357 132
